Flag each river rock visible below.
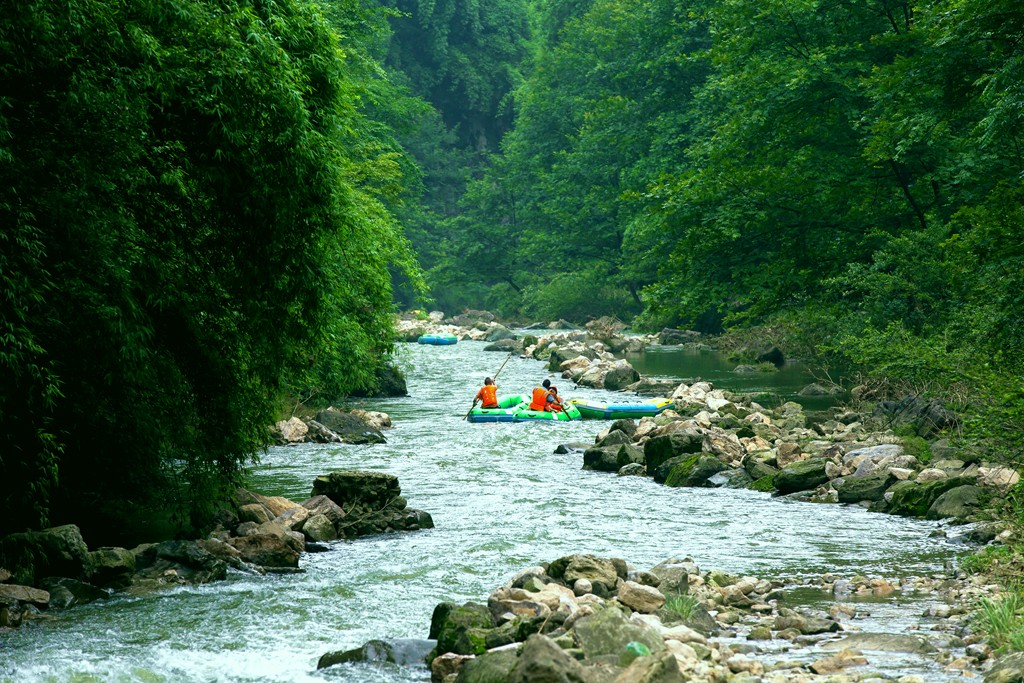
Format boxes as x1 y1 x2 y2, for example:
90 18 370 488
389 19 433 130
0 584 50 606
313 408 386 444
317 637 436 669
40 577 108 608
776 442 805 468
836 471 897 504
603 360 641 391
312 470 401 510
822 632 938 654
430 601 494 656
985 652 1024 683
663 455 728 488
618 581 666 613
0 524 90 586
86 546 136 589
978 466 1021 488
774 608 840 635
598 429 633 447
888 476 976 517
227 533 300 568
574 605 665 658
774 459 830 494
644 433 704 472
134 540 227 584
508 634 592 683
302 513 338 542
273 417 308 443
549 554 620 592
618 650 686 683
649 559 691 596
582 445 621 473
810 648 867 673
926 485 987 520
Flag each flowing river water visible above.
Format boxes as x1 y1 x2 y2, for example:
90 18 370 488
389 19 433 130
1 341 972 682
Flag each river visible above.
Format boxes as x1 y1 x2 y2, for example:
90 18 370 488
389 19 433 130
0 341 968 682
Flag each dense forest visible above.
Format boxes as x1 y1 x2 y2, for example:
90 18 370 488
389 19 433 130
2 0 1022 539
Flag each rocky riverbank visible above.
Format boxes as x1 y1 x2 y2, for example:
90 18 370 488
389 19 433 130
569 379 1014 529
0 468 432 628
319 552 996 682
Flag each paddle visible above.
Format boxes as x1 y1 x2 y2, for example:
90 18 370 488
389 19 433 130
463 351 515 420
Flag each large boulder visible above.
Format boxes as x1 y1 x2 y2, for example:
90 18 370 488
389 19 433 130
583 444 643 473
986 652 1024 683
874 395 959 437
0 524 90 586
926 485 988 521
430 601 494 656
134 540 227 584
86 547 136 589
312 470 401 510
835 471 897 504
507 634 592 683
663 455 728 488
644 433 704 473
452 649 518 683
604 361 641 392
228 532 301 568
313 408 386 444
821 633 937 654
888 476 976 517
774 459 830 494
573 605 664 659
548 554 620 593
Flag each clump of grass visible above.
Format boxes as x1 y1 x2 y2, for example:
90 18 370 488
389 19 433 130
894 426 933 465
662 594 700 620
960 545 1013 575
975 592 1024 653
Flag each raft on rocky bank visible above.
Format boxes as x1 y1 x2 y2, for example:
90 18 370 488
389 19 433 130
570 397 674 420
467 395 582 422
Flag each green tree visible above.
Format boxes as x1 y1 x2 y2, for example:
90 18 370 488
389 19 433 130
0 0 417 540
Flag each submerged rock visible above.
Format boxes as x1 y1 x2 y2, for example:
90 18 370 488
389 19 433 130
317 638 435 670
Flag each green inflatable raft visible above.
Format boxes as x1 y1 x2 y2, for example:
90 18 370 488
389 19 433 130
467 395 582 423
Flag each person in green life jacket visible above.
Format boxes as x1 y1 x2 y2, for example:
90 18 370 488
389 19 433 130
473 377 499 409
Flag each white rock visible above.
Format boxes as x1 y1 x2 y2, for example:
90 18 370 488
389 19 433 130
706 397 732 412
617 580 666 613
662 623 708 645
275 417 307 443
917 468 948 482
979 466 1020 488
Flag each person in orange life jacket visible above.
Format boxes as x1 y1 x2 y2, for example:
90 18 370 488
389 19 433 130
529 379 552 411
473 377 499 409
547 385 565 412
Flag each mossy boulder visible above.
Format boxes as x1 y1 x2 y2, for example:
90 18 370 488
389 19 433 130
644 433 704 472
888 476 976 517
456 647 519 683
926 485 989 521
584 444 643 472
664 455 727 488
429 601 494 656
747 475 777 493
774 459 830 494
0 524 90 586
572 606 664 659
836 472 897 504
